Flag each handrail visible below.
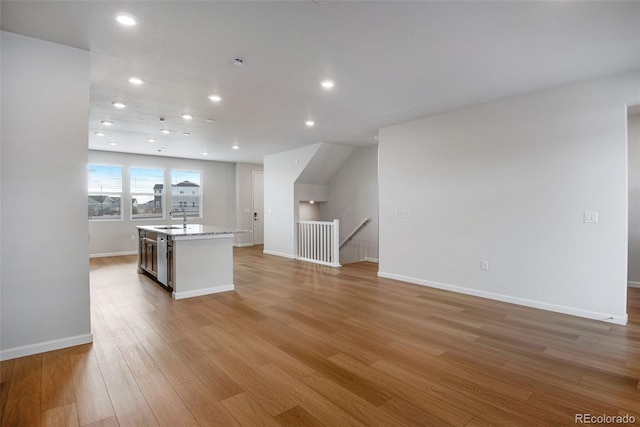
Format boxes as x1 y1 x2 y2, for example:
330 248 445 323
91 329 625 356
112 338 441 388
339 217 370 249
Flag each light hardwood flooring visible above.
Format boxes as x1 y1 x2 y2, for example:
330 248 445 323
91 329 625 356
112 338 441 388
1 245 639 426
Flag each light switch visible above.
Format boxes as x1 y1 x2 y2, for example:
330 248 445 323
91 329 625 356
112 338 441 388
584 211 599 223
387 210 398 218
401 210 412 218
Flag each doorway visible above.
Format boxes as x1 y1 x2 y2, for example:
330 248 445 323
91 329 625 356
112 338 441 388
252 171 264 245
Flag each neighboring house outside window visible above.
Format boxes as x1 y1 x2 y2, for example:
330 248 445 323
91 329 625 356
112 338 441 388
171 170 202 218
154 184 163 209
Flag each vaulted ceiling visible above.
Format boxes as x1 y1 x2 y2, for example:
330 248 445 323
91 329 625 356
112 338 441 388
2 1 639 163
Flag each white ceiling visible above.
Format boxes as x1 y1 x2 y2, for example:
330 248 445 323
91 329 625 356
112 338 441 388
2 1 639 164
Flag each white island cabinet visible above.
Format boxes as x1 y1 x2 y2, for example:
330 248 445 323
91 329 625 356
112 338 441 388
136 224 249 300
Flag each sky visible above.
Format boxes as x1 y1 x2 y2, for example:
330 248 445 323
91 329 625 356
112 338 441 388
88 165 201 194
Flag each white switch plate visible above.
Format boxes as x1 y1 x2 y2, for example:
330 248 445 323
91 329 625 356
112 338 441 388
401 210 412 218
387 210 399 218
480 260 489 271
583 211 599 223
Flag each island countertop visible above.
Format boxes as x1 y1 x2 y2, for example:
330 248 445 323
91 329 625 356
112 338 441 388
136 224 248 299
136 224 250 238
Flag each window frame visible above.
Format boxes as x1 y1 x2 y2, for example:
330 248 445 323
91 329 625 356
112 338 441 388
130 166 166 221
170 169 203 219
88 164 124 221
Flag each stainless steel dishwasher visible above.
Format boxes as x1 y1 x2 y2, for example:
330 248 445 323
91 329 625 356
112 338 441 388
157 234 168 285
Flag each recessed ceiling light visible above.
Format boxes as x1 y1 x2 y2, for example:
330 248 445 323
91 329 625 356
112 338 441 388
161 129 171 134
182 132 190 136
101 120 114 126
147 138 156 142
321 80 335 89
305 120 315 127
232 144 240 150
112 101 126 109
115 13 137 26
208 94 222 102
95 132 106 136
128 77 144 85
181 114 193 120
206 118 216 123
202 152 209 156
309 200 315 204
108 142 118 146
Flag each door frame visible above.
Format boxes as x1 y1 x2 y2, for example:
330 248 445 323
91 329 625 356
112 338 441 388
252 170 264 245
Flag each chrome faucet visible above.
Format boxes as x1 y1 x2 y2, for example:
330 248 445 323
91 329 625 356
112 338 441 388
170 207 187 228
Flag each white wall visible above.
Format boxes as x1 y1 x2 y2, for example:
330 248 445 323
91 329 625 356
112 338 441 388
299 202 323 221
235 163 263 246
324 146 379 263
379 71 640 324
264 143 321 258
1 32 92 359
0 18 4 362
89 150 239 256
295 183 328 204
628 113 640 286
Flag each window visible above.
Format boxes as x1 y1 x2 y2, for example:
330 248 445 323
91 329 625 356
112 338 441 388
88 165 123 220
131 167 164 220
171 170 202 218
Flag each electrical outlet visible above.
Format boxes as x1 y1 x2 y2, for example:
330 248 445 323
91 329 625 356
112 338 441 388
480 260 489 271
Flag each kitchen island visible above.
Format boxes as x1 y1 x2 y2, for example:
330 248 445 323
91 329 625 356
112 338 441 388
136 224 249 300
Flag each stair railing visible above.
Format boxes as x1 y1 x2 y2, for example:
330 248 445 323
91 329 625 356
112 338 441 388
339 217 370 249
297 219 341 267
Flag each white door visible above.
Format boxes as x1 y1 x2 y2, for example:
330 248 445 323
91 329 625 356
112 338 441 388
252 171 264 245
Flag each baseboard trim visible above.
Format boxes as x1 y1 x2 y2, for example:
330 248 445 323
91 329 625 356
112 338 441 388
90 251 137 258
0 333 94 361
263 249 295 259
628 281 640 288
234 243 254 247
364 257 379 263
172 284 235 300
295 256 341 268
378 271 628 325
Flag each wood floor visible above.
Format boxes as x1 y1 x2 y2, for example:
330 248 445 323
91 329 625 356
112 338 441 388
1 245 639 426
